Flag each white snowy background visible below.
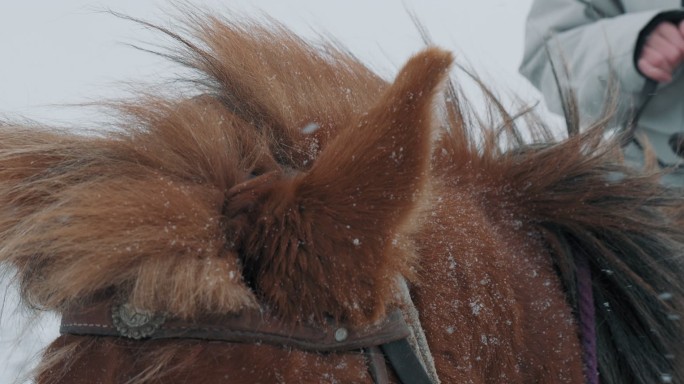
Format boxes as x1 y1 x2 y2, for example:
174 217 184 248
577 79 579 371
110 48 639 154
0 1 544 382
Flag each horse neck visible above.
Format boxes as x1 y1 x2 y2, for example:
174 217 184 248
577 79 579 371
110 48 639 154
409 182 585 382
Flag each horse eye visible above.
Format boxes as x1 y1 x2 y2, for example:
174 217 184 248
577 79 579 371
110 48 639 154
249 166 268 179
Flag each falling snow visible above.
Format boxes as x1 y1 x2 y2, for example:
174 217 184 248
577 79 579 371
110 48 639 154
302 122 320 134
659 292 673 301
469 299 483 316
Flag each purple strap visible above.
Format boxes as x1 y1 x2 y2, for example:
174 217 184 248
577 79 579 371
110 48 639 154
576 253 599 384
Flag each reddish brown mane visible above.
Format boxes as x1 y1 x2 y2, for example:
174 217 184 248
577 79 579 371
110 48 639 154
0 12 682 384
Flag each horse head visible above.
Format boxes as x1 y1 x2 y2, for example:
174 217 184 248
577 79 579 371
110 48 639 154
0 36 450 330
1 13 682 384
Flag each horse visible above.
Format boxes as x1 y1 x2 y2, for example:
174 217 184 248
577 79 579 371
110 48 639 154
0 11 683 384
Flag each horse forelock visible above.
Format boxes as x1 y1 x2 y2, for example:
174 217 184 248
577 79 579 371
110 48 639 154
0 13 446 326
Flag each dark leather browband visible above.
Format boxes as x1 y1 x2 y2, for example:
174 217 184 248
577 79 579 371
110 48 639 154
61 302 409 352
60 302 435 383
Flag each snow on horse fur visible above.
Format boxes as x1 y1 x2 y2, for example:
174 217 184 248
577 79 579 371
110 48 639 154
0 11 682 384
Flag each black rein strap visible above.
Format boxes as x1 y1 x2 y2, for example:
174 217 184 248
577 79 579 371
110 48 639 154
381 338 435 384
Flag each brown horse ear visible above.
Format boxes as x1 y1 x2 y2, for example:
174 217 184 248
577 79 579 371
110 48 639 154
300 47 452 231
235 48 453 324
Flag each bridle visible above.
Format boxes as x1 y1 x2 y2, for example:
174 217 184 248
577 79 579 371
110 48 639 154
60 267 599 384
60 300 436 384
576 254 599 384
59 264 600 384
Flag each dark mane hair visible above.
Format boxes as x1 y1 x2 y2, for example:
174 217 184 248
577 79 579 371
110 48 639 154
0 10 681 384
440 71 684 383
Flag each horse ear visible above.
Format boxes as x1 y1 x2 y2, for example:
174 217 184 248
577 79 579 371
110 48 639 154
301 47 453 225
233 48 452 324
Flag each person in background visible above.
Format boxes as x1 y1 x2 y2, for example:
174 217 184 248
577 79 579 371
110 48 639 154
520 0 684 186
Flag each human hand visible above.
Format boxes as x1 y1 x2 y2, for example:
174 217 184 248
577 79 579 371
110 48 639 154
637 20 684 83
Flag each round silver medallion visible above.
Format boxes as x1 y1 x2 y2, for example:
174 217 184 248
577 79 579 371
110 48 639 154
112 303 165 340
334 327 349 342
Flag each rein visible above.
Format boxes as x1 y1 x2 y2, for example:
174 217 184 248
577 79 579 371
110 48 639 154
576 254 599 384
564 104 600 384
60 301 435 384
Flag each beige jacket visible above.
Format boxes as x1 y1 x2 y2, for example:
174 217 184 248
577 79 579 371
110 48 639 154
520 0 684 181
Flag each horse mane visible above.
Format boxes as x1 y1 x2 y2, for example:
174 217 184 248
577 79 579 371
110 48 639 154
437 79 684 382
525 134 684 383
0 10 682 384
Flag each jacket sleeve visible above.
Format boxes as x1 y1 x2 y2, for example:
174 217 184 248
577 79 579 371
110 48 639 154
519 0 661 120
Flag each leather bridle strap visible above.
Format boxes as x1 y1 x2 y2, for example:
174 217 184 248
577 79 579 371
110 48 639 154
576 254 599 384
381 338 435 384
365 346 390 382
60 302 435 384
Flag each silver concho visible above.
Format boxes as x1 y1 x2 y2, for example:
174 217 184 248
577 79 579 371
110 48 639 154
112 303 165 339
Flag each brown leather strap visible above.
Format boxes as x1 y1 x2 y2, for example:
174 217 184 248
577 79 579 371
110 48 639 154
365 346 390 384
381 338 434 384
60 302 411 353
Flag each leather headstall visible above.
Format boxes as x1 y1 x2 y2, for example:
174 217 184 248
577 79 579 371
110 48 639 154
60 302 435 384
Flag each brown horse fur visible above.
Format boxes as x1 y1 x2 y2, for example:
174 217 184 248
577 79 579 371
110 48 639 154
0 11 683 384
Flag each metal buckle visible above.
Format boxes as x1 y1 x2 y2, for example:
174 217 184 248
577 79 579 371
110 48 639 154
112 303 165 339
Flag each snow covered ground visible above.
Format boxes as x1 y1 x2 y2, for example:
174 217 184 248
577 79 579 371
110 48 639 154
0 1 540 381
